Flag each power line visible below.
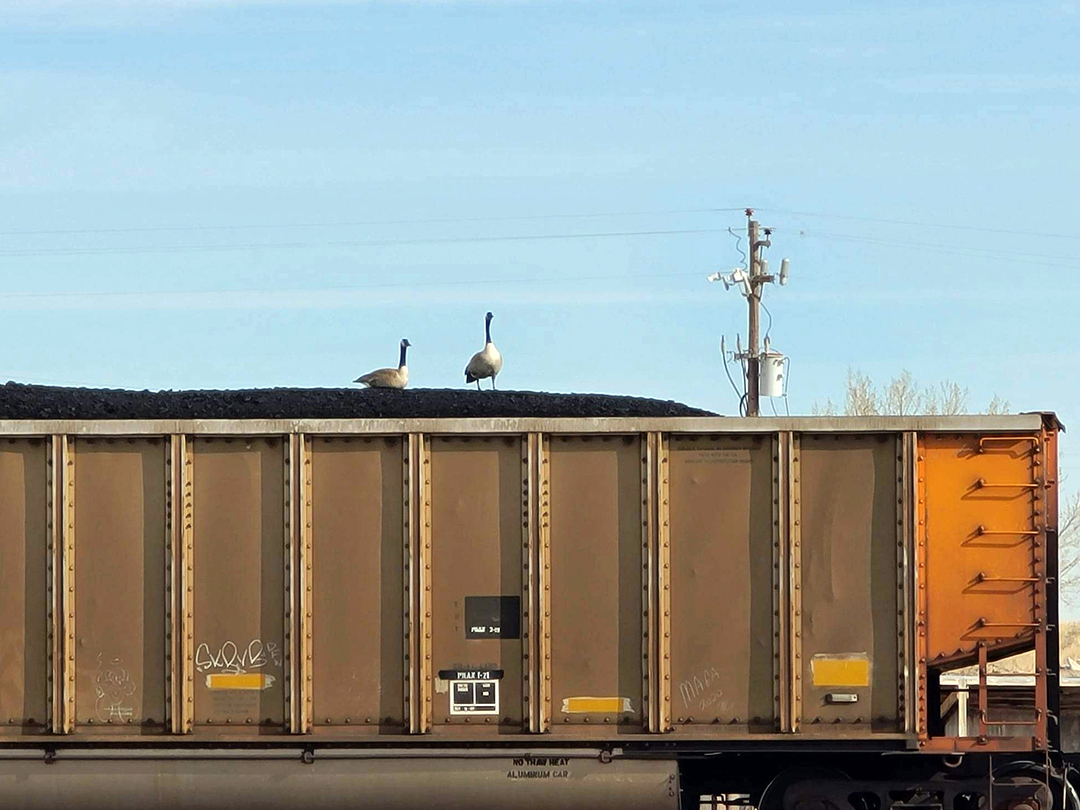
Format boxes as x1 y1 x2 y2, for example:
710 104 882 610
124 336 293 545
0 207 746 238
795 229 1080 270
757 207 1080 241
0 269 709 302
0 227 730 259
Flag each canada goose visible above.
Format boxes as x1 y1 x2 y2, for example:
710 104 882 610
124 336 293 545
464 311 502 390
355 339 410 389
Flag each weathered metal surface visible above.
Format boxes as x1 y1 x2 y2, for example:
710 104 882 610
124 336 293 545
537 435 552 733
548 436 643 730
655 433 669 734
417 434 433 732
894 438 911 734
308 437 405 732
59 435 76 734
429 436 525 731
523 434 538 733
666 434 775 733
191 438 285 732
920 430 1049 751
0 753 679 810
73 439 167 731
922 434 1042 663
296 434 312 734
178 436 194 734
0 414 1047 438
283 437 295 733
0 439 48 733
797 434 900 732
0 417 1060 757
788 433 802 732
404 434 419 733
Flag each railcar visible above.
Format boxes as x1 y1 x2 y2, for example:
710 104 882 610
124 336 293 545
0 395 1069 810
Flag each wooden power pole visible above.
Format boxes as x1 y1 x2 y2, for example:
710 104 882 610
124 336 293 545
708 207 787 417
746 211 761 416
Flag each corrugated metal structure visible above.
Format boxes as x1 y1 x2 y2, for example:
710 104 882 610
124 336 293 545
0 410 1064 809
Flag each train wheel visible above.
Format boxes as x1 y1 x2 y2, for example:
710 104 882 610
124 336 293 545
757 767 853 810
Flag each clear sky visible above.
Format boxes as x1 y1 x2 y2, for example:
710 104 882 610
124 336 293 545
3 2 1078 446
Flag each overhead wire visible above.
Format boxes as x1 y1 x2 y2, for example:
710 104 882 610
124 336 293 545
0 268 713 303
756 207 1080 241
776 228 1080 270
0 227 730 258
0 207 747 238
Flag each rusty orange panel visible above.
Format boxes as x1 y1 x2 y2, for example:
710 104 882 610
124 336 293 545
429 436 524 730
0 439 48 733
192 438 285 732
667 435 775 731
922 434 1041 665
798 434 899 731
548 436 642 729
309 437 405 731
73 439 167 732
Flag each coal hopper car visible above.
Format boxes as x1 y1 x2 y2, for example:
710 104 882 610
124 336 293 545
0 389 1067 810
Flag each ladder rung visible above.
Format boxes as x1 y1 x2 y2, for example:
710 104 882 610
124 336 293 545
975 478 1038 489
978 435 1040 450
976 525 1038 537
974 573 1040 584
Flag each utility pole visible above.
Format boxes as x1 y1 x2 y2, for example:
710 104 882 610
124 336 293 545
707 208 788 417
746 211 761 416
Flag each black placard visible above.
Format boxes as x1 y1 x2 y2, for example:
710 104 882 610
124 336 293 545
464 596 520 639
438 668 505 681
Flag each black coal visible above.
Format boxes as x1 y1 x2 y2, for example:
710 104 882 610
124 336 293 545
0 382 716 420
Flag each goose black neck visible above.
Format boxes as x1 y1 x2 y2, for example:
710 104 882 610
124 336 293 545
399 343 408 367
485 317 492 344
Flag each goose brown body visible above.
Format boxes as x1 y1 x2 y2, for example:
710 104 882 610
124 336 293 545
465 312 502 390
355 339 411 389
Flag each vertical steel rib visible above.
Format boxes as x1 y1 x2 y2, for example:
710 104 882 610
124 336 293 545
299 435 314 734
656 432 671 734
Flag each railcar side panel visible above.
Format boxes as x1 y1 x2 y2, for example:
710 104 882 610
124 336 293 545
0 439 48 734
548 435 644 730
429 436 526 731
667 433 776 732
309 436 405 732
797 434 900 732
73 438 167 732
191 438 285 733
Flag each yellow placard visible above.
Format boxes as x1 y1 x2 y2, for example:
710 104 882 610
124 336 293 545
561 696 633 714
205 673 275 691
810 655 870 687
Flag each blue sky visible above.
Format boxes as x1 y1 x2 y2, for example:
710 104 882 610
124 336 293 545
2 1 1078 436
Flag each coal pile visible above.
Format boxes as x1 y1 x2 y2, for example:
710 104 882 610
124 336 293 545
0 382 716 420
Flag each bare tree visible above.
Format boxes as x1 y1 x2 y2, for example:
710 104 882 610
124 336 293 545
815 368 995 417
922 380 969 416
883 370 920 416
844 369 879 416
1060 492 1080 605
812 399 838 416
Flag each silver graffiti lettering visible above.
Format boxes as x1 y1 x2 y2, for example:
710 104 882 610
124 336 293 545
195 638 283 674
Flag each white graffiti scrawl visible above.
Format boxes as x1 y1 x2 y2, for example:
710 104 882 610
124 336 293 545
94 654 137 722
195 639 282 675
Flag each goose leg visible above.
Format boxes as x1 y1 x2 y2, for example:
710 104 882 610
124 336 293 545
491 377 497 390
475 380 481 391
